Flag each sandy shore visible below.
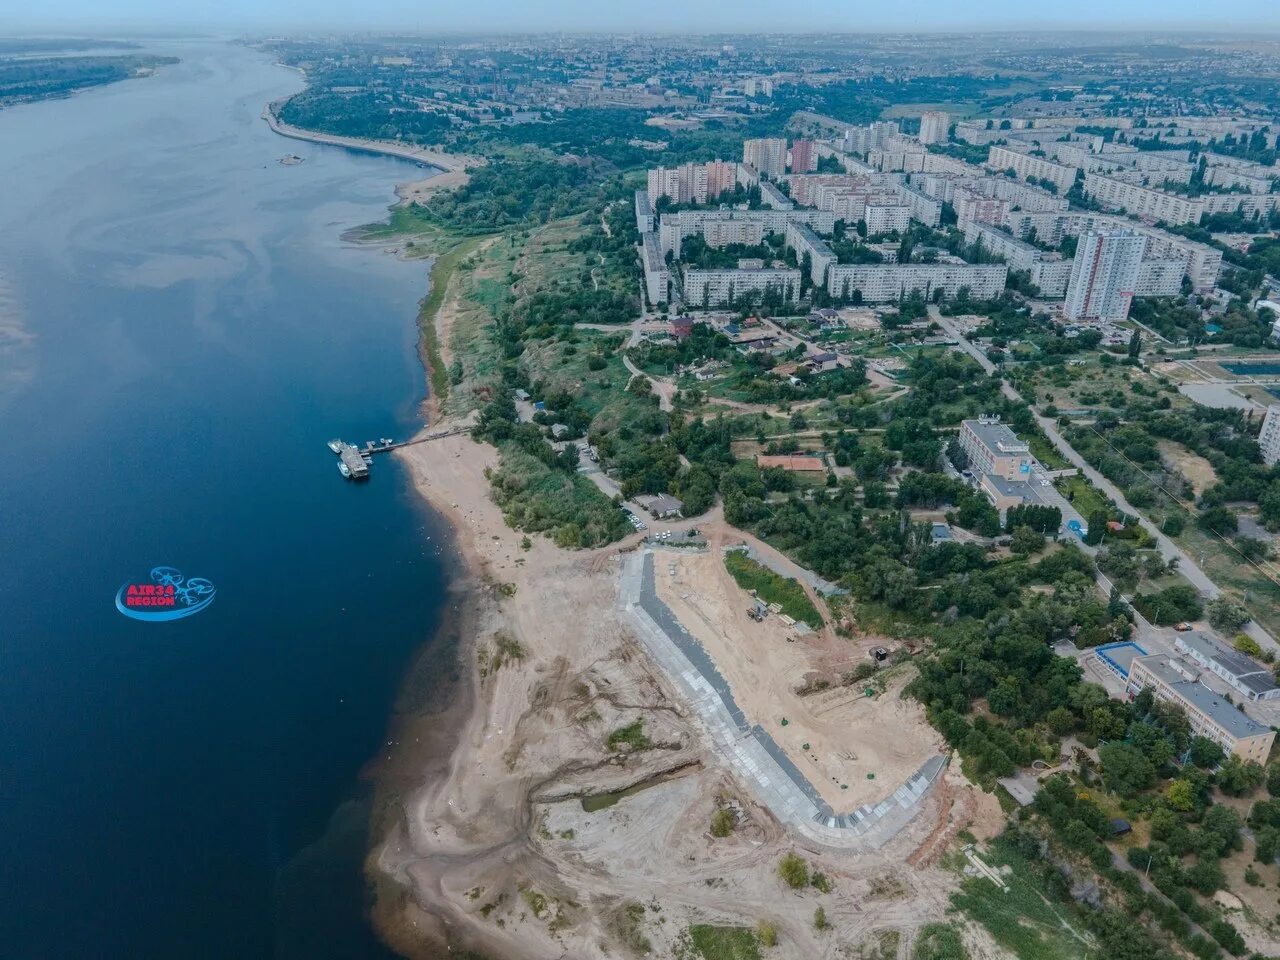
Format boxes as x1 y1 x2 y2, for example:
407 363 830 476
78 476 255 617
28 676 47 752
367 424 1006 960
351 154 1002 958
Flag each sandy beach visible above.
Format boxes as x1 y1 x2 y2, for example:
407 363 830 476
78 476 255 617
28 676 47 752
330 124 1004 958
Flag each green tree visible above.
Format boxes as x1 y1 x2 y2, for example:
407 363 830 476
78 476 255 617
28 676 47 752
1010 525 1046 555
1099 741 1156 797
1207 595 1251 632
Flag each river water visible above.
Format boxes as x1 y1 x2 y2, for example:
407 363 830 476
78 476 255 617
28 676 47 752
0 40 448 959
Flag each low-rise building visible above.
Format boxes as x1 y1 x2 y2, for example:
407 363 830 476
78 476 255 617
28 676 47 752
1174 632 1280 702
959 417 1032 481
1127 654 1275 762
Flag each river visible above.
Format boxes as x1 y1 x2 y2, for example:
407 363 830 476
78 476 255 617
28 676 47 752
0 40 448 959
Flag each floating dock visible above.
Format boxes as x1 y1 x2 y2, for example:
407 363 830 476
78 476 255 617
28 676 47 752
329 426 472 481
337 443 369 480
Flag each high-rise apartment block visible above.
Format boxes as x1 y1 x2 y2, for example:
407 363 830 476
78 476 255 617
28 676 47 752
919 110 950 145
743 138 787 178
1064 230 1145 322
1259 406 1280 467
789 139 817 173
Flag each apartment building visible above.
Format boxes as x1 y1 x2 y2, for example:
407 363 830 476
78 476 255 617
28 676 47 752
987 145 1079 195
634 190 655 233
826 263 1007 303
919 110 950 145
962 222 1073 298
1135 258 1185 297
1260 406 1280 467
1199 192 1280 220
1082 173 1204 226
865 203 911 234
641 232 669 305
759 180 794 210
1127 654 1275 763
657 209 836 258
743 138 787 178
789 138 817 173
785 222 836 287
646 160 739 205
1065 230 1145 322
683 266 800 307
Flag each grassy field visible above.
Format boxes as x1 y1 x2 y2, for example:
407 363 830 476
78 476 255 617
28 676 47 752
416 235 497 405
1177 526 1280 639
949 841 1092 960
723 550 824 628
685 925 762 960
1054 474 1112 522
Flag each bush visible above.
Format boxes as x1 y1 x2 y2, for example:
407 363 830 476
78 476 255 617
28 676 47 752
710 808 735 838
778 852 809 889
756 919 778 948
605 721 651 752
813 906 828 931
912 923 970 960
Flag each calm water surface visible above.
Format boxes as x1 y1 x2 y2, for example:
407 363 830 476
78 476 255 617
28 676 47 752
0 40 449 959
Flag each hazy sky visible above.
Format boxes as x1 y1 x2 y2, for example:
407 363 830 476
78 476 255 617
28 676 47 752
4 0 1279 34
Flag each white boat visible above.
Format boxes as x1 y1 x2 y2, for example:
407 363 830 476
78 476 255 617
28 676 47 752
380 437 393 445
338 462 351 478
327 439 343 454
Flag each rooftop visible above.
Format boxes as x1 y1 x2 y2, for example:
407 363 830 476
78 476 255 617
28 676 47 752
964 418 1030 456
1135 655 1271 740
1178 632 1278 695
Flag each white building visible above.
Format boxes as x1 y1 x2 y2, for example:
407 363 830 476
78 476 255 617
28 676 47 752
785 222 836 288
1064 230 1145 322
1260 406 1280 467
1174 632 1280 702
683 266 800 308
987 145 1078 195
919 110 950 145
962 222 1073 298
658 209 835 258
864 203 911 235
826 263 1007 303
1082 173 1204 226
743 138 787 179
641 232 669 305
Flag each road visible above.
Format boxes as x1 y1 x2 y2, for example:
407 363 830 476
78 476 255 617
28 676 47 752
929 307 1278 654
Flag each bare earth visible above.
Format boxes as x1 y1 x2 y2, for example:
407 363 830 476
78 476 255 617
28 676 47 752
369 428 1006 959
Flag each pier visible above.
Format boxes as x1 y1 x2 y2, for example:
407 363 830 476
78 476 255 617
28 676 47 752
330 426 472 480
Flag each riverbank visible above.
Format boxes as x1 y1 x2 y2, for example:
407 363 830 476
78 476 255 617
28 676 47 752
262 98 483 202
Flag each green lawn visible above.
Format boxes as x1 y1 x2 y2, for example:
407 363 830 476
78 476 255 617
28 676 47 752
686 925 762 960
1054 475 1111 522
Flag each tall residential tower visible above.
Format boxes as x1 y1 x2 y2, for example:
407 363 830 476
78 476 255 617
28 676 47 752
1064 230 1145 322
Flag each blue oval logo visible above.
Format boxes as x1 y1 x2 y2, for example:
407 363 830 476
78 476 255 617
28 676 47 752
116 566 216 622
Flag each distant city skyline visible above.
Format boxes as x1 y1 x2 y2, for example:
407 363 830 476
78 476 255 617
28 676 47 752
4 0 1280 34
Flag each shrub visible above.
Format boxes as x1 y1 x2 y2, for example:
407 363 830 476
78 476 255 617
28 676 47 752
710 809 735 838
778 852 809 889
756 919 778 948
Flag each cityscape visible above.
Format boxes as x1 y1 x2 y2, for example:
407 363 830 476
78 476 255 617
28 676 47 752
5 14 1280 960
